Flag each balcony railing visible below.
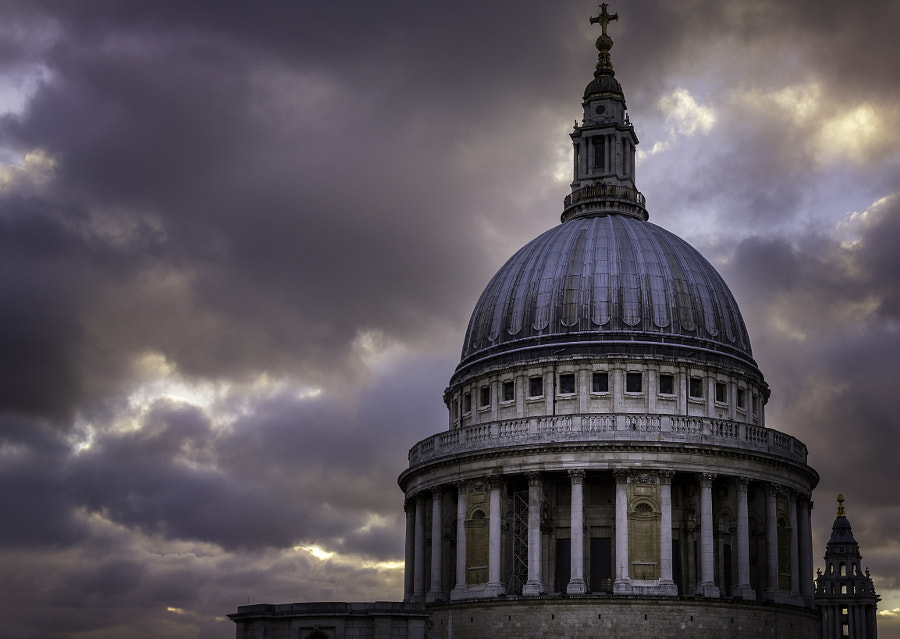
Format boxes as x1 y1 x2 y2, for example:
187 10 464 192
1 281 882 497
564 183 646 209
407 413 808 466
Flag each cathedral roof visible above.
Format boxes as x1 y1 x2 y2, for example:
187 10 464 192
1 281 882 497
457 215 756 376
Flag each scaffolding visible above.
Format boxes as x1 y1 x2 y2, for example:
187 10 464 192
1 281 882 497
508 490 529 594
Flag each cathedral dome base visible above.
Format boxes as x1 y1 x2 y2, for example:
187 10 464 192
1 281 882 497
426 596 819 639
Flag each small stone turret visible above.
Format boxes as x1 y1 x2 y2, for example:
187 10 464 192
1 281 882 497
815 494 879 638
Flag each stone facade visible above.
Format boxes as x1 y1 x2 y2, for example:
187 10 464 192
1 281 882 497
426 598 819 639
228 602 429 639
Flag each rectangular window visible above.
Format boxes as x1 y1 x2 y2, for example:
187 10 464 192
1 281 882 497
689 377 703 399
737 388 746 409
626 372 642 393
658 373 674 395
502 380 515 402
752 394 760 415
463 392 472 414
559 373 576 395
479 386 491 408
715 382 727 404
592 372 608 393
529 376 544 398
593 136 605 171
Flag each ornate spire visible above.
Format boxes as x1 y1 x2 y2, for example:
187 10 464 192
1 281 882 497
590 4 618 75
564 5 646 223
837 493 846 517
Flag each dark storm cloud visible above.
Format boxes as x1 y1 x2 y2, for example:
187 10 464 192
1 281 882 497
0 356 444 556
721 193 900 583
0 1 591 421
1 1 899 637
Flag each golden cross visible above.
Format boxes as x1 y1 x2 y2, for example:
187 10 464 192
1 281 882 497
590 3 618 36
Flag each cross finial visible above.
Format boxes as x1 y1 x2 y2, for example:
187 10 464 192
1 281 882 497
836 493 845 517
590 3 618 37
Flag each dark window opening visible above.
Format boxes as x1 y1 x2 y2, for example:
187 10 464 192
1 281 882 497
559 373 575 395
479 386 491 408
659 373 674 395
529 376 544 398
593 136 606 171
626 372 642 393
463 393 471 414
554 538 571 594
737 388 746 409
715 382 727 403
689 377 703 399
592 372 608 393
502 380 515 402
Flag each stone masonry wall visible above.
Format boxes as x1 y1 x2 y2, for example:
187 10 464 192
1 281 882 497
426 597 819 639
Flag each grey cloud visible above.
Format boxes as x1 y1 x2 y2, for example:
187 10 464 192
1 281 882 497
1 1 899 637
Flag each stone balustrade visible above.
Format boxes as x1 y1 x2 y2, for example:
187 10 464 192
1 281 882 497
407 414 808 466
564 182 646 208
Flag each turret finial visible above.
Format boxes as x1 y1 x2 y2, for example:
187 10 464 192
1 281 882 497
590 3 618 36
837 493 846 517
590 4 618 74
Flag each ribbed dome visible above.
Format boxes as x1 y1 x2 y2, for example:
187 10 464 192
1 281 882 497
458 215 756 375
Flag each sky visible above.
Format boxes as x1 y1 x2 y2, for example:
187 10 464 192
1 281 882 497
1 1 899 637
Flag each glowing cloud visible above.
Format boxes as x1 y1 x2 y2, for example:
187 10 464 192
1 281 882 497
659 88 717 136
0 150 56 192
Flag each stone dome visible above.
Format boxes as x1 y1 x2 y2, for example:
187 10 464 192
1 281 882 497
457 214 758 378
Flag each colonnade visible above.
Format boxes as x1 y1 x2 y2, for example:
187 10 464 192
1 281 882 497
820 603 879 638
403 470 814 607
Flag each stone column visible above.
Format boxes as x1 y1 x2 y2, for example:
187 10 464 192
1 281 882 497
487 477 504 595
427 489 444 602
523 472 544 595
613 470 631 593
413 494 427 602
658 471 677 594
788 490 800 601
698 473 720 597
404 498 415 601
734 477 755 600
764 484 779 598
798 498 814 606
567 470 587 594
451 482 467 599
